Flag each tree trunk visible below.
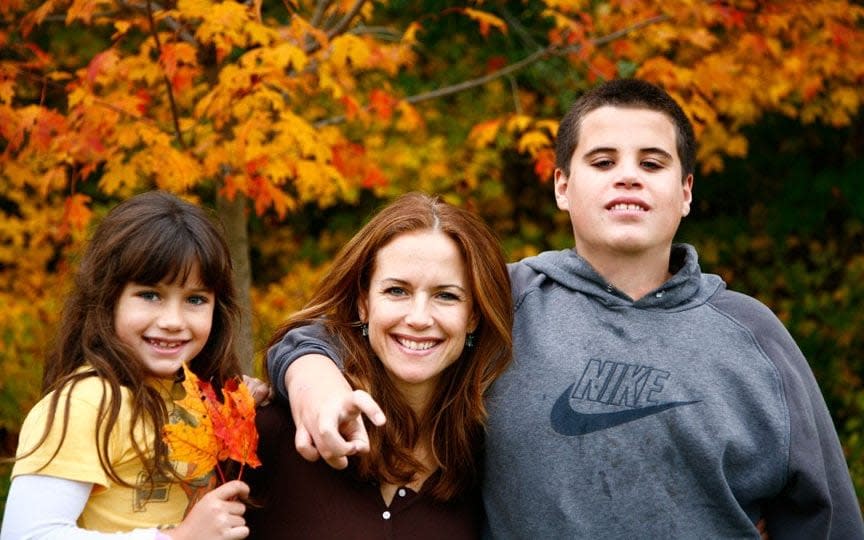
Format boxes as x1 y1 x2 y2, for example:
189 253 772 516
216 193 254 374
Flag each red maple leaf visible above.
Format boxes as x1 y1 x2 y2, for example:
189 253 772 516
163 365 261 482
369 89 396 121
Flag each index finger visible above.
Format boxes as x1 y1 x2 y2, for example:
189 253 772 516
314 390 386 467
345 389 385 427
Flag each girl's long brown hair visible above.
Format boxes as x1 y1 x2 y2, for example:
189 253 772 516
26 191 242 486
269 192 512 501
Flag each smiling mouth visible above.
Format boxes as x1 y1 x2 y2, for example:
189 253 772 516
395 336 440 351
607 202 647 211
145 338 185 350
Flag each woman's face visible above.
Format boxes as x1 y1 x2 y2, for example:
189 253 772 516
360 230 476 409
114 264 215 379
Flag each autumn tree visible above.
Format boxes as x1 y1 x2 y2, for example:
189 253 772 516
2 0 864 505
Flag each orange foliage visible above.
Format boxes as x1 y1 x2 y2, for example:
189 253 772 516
0 0 860 230
163 364 260 481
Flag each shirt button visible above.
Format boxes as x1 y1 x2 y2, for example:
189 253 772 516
382 511 391 520
398 488 406 497
655 291 664 298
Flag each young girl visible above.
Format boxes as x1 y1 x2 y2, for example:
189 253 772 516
1 191 250 540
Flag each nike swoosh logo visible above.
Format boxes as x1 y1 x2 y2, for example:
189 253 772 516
551 383 700 436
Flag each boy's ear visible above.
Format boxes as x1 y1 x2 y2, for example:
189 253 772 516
681 174 694 216
554 168 570 211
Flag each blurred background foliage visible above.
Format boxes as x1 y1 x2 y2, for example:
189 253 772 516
1 0 863 516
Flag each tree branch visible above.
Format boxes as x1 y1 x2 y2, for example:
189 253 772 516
115 0 200 46
561 13 668 53
500 5 541 50
348 24 402 41
310 0 333 27
314 13 669 127
326 0 367 39
508 75 522 115
144 0 186 148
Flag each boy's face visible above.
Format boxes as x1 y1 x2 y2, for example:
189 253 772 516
554 105 693 263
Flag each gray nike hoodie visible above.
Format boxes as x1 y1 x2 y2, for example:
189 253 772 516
483 244 863 539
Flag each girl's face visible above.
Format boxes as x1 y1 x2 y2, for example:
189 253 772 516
360 230 477 411
114 264 215 379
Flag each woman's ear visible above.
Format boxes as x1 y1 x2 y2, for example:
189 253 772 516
358 296 368 323
468 312 480 334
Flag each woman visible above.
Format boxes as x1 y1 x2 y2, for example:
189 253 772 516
245 192 512 539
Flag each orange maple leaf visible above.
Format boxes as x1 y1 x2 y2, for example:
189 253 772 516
533 148 556 183
369 89 396 121
163 364 261 482
59 193 93 237
220 378 261 468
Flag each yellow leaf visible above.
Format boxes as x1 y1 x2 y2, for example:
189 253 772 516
468 119 501 148
99 159 139 195
517 130 551 156
686 27 717 50
197 2 249 48
66 0 110 24
330 34 371 69
402 22 422 45
162 423 219 478
395 101 423 132
265 43 308 71
163 365 218 478
534 119 559 136
46 71 73 81
727 134 747 157
112 20 131 39
153 148 204 191
831 87 859 112
0 78 14 105
463 8 508 38
177 0 212 19
245 21 279 46
505 114 532 133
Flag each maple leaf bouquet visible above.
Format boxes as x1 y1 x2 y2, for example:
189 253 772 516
163 364 261 484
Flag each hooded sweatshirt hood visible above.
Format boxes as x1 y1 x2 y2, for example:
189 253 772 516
517 243 724 310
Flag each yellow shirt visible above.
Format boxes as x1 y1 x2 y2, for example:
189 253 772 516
12 374 214 532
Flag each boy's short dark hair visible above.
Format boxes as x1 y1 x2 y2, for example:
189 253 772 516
555 79 696 180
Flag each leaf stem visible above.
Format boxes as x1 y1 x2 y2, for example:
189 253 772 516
216 463 227 485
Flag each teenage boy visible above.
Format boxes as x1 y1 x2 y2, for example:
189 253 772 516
267 79 864 538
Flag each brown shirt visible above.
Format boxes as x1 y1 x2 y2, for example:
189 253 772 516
245 401 483 539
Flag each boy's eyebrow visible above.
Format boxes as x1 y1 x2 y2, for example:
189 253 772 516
582 147 674 161
582 147 618 158
640 147 674 160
